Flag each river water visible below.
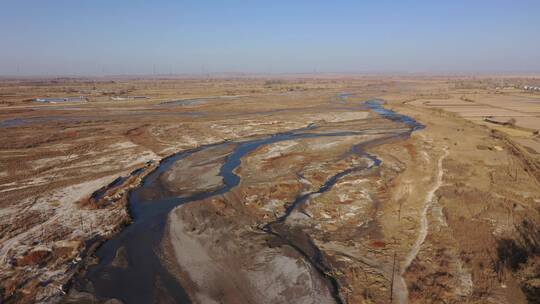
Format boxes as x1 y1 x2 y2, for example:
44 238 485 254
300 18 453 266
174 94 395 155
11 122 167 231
71 99 423 303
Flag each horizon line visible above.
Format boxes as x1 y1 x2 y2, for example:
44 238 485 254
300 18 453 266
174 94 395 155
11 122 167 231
1 71 540 79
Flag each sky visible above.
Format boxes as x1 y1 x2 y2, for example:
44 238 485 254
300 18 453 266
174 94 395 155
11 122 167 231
1 0 540 75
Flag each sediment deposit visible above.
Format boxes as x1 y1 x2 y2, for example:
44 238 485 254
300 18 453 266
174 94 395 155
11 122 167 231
1 77 539 304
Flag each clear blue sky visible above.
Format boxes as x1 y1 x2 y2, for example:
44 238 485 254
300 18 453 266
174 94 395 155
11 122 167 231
1 0 539 75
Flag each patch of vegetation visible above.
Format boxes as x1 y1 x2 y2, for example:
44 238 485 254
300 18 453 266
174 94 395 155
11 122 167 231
496 219 540 303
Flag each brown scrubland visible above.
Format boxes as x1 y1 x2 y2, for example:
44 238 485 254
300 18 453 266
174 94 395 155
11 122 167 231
0 75 539 303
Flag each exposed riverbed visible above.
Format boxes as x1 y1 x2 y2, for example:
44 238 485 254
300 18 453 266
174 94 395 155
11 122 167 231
68 99 423 303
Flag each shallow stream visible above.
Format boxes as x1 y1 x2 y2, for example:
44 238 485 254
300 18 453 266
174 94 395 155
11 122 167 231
72 98 423 303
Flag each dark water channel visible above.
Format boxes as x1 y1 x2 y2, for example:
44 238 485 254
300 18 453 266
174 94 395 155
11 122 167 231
71 99 422 303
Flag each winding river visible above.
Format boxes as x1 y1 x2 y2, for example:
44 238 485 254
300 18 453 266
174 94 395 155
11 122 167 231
72 98 423 303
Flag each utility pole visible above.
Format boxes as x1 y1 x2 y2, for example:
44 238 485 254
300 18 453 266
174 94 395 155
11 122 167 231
390 250 397 303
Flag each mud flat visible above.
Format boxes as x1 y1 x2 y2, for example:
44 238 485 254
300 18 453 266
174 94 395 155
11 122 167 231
64 98 423 303
1 79 377 303
2 77 540 304
164 194 336 304
62 94 540 304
